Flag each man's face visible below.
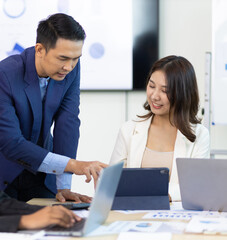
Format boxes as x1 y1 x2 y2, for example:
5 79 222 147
35 38 83 81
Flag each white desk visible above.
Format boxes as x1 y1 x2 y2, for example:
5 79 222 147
28 198 227 240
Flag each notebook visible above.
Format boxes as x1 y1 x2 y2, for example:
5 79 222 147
45 161 123 237
111 168 170 210
176 157 227 211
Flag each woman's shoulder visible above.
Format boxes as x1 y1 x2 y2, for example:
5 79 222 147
119 120 137 136
120 117 151 132
192 123 209 139
193 122 208 131
122 117 151 128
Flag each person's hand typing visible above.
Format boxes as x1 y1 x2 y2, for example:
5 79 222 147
19 205 80 230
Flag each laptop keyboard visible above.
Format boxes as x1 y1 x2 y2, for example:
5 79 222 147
46 218 86 235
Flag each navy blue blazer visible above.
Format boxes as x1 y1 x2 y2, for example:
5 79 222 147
0 47 80 193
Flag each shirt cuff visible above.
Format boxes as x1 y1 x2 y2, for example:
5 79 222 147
38 152 70 174
56 173 72 190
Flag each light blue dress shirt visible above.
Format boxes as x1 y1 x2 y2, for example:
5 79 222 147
37 77 71 190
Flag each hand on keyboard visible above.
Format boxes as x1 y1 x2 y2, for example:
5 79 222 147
19 205 81 230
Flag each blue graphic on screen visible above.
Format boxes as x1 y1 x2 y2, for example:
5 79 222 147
89 43 105 59
7 43 24 56
3 0 26 18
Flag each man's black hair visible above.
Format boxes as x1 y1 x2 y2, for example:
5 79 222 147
36 13 86 51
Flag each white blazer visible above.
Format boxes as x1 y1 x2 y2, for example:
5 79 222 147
109 117 210 201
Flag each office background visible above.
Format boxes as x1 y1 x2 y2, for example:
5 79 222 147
0 0 225 196
73 0 221 196
72 0 227 194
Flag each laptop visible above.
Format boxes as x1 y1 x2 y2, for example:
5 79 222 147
177 158 227 211
45 162 123 237
111 168 170 210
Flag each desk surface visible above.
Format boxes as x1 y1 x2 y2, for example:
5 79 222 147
28 198 227 240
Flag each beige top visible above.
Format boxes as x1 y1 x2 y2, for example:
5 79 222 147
110 117 210 201
141 147 174 177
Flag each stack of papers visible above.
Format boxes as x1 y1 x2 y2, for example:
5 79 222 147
89 220 187 236
0 231 44 240
186 216 227 234
143 210 220 220
117 232 172 240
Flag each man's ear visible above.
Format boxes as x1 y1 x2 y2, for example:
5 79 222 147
35 43 46 57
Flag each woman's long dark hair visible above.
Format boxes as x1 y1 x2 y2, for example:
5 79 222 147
139 55 201 142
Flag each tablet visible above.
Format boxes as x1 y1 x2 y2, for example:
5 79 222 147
111 168 170 210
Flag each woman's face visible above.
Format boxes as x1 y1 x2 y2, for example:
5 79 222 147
146 70 170 117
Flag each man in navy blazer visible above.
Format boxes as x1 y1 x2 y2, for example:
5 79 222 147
0 13 107 202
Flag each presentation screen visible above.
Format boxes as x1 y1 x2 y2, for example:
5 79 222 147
0 0 158 90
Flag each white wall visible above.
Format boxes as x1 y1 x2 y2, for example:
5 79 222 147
71 91 146 196
72 0 225 196
159 0 211 106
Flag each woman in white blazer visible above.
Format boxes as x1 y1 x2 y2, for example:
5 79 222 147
110 56 210 201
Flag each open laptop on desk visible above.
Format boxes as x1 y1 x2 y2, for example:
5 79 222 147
177 158 227 211
111 168 170 210
45 162 123 237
